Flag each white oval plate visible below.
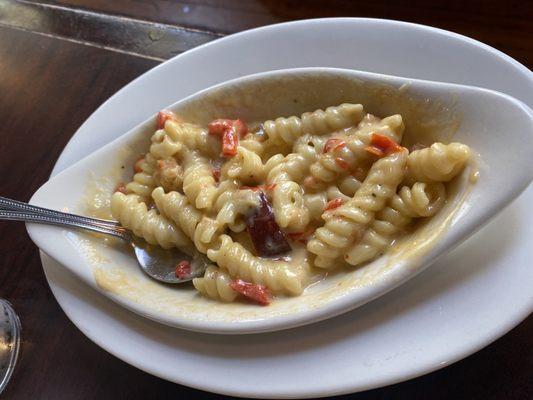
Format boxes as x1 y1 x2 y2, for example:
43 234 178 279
40 19 533 397
28 67 533 334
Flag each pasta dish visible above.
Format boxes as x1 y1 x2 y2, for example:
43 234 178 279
111 104 471 305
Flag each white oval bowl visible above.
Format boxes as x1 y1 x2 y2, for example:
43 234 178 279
28 67 533 334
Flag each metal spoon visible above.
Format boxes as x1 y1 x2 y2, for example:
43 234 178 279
0 299 20 395
0 196 207 283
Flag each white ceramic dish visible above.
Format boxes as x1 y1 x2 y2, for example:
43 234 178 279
38 18 533 397
28 67 533 333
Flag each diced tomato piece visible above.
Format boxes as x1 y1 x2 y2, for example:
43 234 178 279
208 119 248 138
323 138 346 153
212 167 221 182
334 157 350 170
232 119 248 138
115 183 127 194
324 198 344 211
230 279 271 305
365 133 403 157
208 119 248 157
175 260 192 279
222 130 238 156
364 146 384 156
208 119 233 136
157 110 177 130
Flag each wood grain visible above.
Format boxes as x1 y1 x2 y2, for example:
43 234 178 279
0 0 220 60
32 0 533 67
0 1 530 399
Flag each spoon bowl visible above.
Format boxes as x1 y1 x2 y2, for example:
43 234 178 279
27 67 533 333
131 237 208 283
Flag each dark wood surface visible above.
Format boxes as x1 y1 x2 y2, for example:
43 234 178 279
0 1 531 398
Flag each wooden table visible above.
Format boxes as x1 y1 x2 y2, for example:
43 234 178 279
0 1 531 398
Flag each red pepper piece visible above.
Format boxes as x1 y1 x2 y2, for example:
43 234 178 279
157 110 177 130
207 119 232 136
175 260 192 279
324 198 344 211
222 130 238 156
230 279 271 305
334 157 350 170
365 133 403 157
232 119 248 138
323 138 346 153
208 119 248 157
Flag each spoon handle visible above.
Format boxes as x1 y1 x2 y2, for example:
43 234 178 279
0 210 129 240
0 196 119 228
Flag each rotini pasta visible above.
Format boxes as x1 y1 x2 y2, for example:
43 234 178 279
164 120 220 158
308 114 405 187
181 150 218 209
153 158 183 192
263 103 364 146
124 153 156 201
406 142 471 183
111 105 472 305
111 192 192 251
193 265 238 302
207 235 307 295
307 150 408 268
344 182 446 265
151 187 201 240
222 146 266 184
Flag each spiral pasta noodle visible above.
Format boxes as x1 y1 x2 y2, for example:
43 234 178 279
263 103 364 146
307 150 408 268
267 161 310 231
207 235 306 295
151 187 202 240
406 142 471 183
344 182 446 265
152 158 183 192
125 153 156 201
181 150 217 209
111 192 192 251
223 146 266 184
193 265 239 302
164 120 220 157
308 114 405 186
